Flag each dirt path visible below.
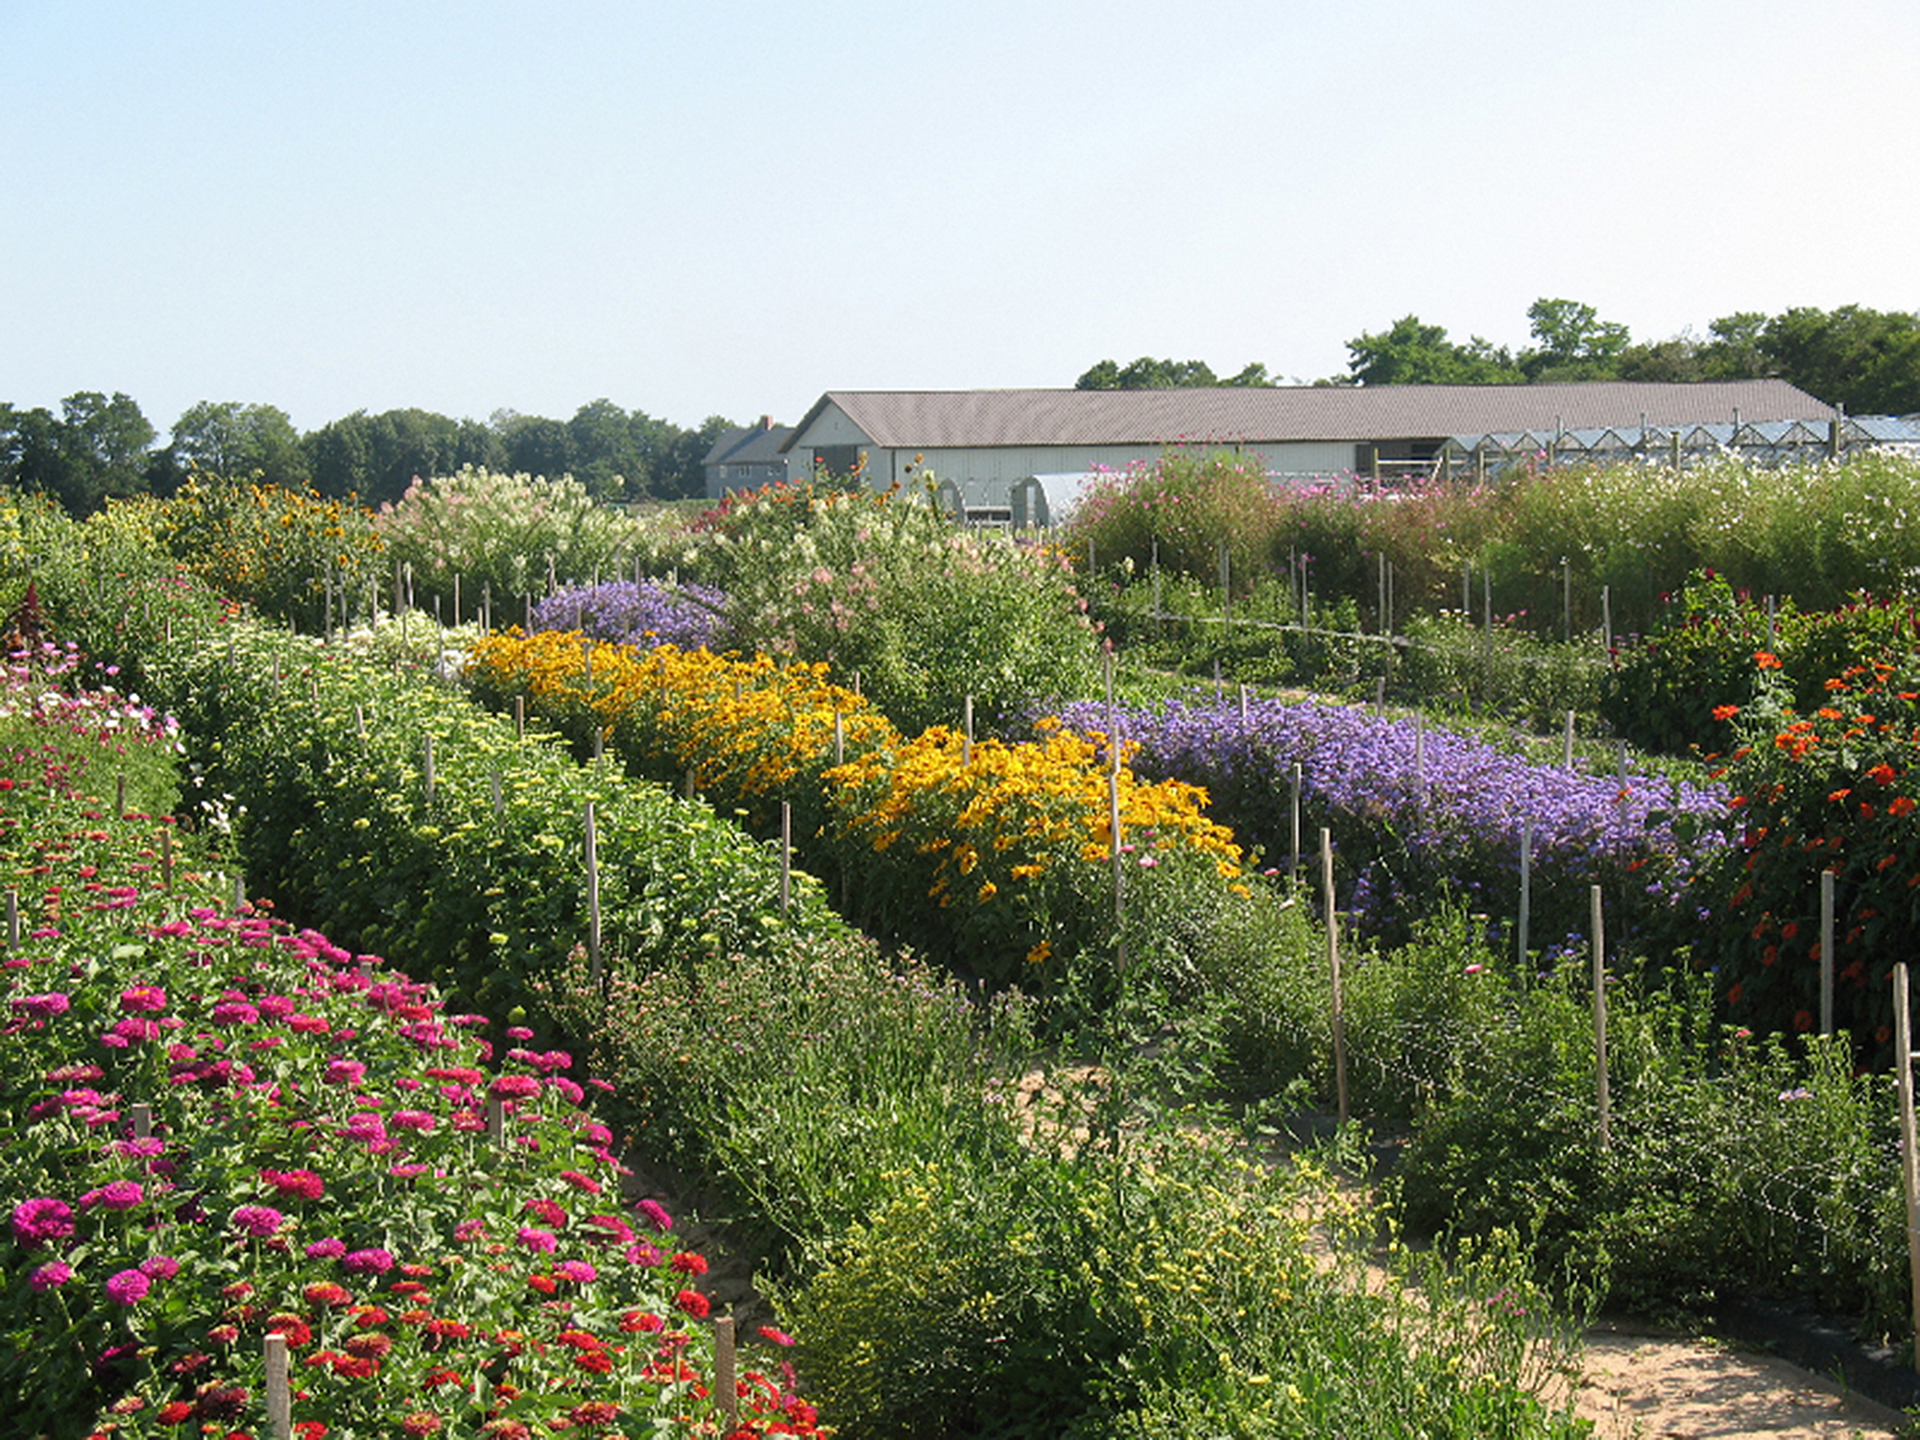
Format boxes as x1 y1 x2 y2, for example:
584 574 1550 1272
1568 1320 1911 1438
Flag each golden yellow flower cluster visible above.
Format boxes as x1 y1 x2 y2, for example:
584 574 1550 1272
467 629 1245 968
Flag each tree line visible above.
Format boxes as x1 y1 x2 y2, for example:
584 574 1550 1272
0 395 736 516
1077 300 1920 417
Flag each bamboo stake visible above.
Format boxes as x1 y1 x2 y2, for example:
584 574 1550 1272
714 1317 738 1428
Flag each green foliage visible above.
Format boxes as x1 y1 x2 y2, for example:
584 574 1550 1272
1344 315 1524 386
153 475 386 632
1062 448 1284 600
141 616 844 1030
1689 656 1920 1061
695 477 1099 736
1402 610 1604 730
778 1127 1586 1439
374 465 643 618
538 929 1036 1265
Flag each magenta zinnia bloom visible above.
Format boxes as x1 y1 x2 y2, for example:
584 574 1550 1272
80 1180 144 1211
262 1168 325 1200
120 986 167 1013
343 1248 395 1274
30 1260 74 1291
390 1109 435 1132
515 1226 559 1254
553 1259 597 1284
305 1237 346 1260
105 1268 151 1305
230 1204 285 1238
634 1199 673 1233
11 993 70 1019
139 1254 180 1280
12 1197 75 1247
324 1058 367 1086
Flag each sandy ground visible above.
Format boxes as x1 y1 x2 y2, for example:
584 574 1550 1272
1568 1319 1912 1439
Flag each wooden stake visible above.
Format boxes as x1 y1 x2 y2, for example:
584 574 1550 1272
131 1103 151 1140
1894 964 1920 1373
1109 770 1125 969
779 801 792 917
1592 885 1610 1152
263 1333 291 1440
1517 819 1532 965
1820 869 1836 1037
585 802 602 984
714 1316 739 1428
1289 763 1302 887
161 828 174 892
1323 828 1347 1126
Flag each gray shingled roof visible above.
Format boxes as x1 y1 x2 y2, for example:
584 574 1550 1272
789 382 1835 449
703 420 794 467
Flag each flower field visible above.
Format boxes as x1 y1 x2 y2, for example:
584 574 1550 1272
0 649 818 1438
12 453 1920 1435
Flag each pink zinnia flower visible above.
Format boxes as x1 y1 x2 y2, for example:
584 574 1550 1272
230 1204 285 1238
553 1259 597 1284
120 986 167 1013
30 1260 73 1291
515 1226 558 1254
139 1254 180 1280
11 993 70 1019
105 1268 151 1305
12 1197 75 1247
262 1168 325 1200
80 1180 144 1211
634 1198 673 1233
343 1248 395 1274
390 1109 436 1132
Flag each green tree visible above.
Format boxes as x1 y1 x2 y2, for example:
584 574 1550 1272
303 408 503 505
1760 305 1920 415
0 392 155 514
1074 357 1256 389
1700 311 1771 380
152 401 310 492
1345 316 1522 385
1519 298 1631 381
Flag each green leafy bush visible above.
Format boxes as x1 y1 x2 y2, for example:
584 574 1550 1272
375 465 643 618
1060 448 1284 598
1690 654 1920 1061
693 477 1099 737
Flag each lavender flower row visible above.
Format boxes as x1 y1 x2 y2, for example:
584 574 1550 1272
1057 692 1727 947
530 580 731 652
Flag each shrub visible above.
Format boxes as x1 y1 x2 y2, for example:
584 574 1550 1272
1692 653 1920 1061
375 465 642 617
693 477 1099 737
1061 447 1284 598
155 475 385 631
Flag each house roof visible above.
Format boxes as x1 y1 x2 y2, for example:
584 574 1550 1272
703 418 793 467
784 382 1837 450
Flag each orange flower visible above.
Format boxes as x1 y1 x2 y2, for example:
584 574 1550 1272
1754 651 1782 670
1712 703 1741 722
1889 796 1916 817
1867 763 1897 785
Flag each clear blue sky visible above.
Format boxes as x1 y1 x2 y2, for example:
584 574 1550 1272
4 0 1915 438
